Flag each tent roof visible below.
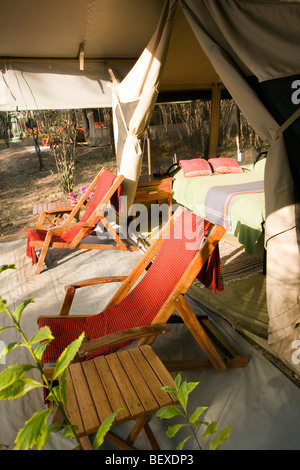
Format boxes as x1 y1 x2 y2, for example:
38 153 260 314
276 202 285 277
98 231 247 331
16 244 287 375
0 0 220 110
0 0 164 60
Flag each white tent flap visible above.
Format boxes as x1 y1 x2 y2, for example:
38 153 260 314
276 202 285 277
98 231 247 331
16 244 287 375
112 0 177 217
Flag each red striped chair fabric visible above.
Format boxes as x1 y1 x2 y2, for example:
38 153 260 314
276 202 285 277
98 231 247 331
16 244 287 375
38 209 223 366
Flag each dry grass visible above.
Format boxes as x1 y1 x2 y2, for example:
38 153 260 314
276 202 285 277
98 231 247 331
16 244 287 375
0 139 118 242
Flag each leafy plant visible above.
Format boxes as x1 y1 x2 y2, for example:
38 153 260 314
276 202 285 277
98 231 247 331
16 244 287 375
48 110 78 195
156 373 231 450
0 264 120 450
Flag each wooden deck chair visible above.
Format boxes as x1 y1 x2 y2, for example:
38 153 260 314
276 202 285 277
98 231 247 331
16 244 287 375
25 167 139 274
38 206 248 380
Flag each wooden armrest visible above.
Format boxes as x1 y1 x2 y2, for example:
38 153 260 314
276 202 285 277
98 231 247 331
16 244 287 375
59 276 128 315
25 222 93 234
77 323 170 358
64 276 128 290
49 222 94 234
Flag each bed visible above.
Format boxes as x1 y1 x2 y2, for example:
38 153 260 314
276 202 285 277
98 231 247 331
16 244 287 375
171 156 267 339
171 157 266 255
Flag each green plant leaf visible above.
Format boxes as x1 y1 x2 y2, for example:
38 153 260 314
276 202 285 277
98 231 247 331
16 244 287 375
0 378 42 400
62 424 77 440
176 435 192 450
33 340 52 362
166 423 188 438
186 381 199 395
178 381 188 412
189 406 208 424
29 326 54 345
48 371 68 408
195 420 207 432
14 299 34 323
202 421 218 441
174 373 181 392
0 341 24 361
52 332 85 381
161 385 176 396
0 264 15 273
92 409 122 450
58 370 68 408
209 425 231 451
0 299 7 313
0 364 35 391
14 408 53 450
46 384 59 404
156 405 184 419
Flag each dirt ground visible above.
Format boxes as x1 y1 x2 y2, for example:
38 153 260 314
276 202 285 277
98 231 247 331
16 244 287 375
0 132 178 243
0 138 120 243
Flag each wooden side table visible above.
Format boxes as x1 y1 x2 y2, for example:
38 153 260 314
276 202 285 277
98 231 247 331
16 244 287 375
134 174 173 218
65 345 177 450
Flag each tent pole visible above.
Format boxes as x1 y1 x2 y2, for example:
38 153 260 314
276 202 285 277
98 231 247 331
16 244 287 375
147 127 151 175
208 83 221 158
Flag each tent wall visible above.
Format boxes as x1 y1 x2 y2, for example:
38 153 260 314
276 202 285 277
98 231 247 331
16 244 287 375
0 59 134 111
178 0 300 370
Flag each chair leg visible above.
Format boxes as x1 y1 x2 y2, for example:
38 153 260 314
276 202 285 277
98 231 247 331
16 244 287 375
126 415 160 450
175 294 227 372
142 422 161 450
106 431 138 450
79 436 93 450
126 415 149 447
35 249 46 274
99 214 128 251
34 232 52 274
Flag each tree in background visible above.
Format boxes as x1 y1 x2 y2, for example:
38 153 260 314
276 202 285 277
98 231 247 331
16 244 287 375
0 112 11 148
26 111 44 170
47 109 79 195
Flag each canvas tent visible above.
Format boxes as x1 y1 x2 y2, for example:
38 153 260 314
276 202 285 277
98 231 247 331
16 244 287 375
0 0 299 371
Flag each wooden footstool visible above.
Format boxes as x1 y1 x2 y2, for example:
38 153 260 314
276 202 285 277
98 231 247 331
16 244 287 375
65 345 178 450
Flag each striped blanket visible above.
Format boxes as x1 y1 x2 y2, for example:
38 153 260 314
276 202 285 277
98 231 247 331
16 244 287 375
204 180 264 230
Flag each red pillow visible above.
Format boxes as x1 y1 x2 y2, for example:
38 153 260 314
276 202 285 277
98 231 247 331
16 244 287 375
208 158 243 174
179 158 212 177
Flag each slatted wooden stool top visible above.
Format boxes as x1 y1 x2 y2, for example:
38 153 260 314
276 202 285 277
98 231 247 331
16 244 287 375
33 201 74 228
33 200 73 216
65 345 177 450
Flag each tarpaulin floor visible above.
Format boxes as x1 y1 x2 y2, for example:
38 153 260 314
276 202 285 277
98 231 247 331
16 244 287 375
0 239 299 450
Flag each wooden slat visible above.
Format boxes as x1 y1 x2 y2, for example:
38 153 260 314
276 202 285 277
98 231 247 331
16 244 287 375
80 360 114 424
68 362 100 435
105 353 144 419
128 347 173 408
116 349 159 414
93 355 130 424
33 200 72 215
65 368 86 437
140 345 177 403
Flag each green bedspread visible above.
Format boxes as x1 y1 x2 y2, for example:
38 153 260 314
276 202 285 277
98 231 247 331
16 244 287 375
172 168 265 255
